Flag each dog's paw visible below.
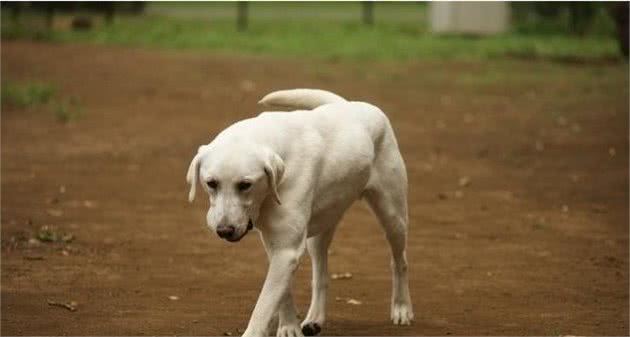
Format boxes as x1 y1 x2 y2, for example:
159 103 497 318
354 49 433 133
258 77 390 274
276 324 304 337
391 302 414 325
300 322 321 336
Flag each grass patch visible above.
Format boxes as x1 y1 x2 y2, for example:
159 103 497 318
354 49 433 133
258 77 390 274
2 79 83 123
1 80 56 109
53 96 82 123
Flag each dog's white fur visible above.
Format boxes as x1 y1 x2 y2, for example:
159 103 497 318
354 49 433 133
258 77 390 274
187 89 413 337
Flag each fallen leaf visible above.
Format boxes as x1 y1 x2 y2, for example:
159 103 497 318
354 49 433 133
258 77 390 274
46 197 59 205
47 299 77 312
591 205 607 213
47 209 63 217
556 116 568 126
570 123 581 133
239 79 255 92
61 234 75 243
331 272 353 280
335 296 362 305
608 147 616 157
346 298 362 305
83 200 96 209
37 226 59 242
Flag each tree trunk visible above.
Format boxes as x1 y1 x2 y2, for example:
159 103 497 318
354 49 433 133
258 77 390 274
237 1 248 31
362 1 374 26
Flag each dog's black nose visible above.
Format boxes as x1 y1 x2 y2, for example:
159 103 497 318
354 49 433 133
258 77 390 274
216 224 235 239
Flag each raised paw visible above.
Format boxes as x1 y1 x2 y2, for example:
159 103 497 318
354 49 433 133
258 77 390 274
391 302 414 325
301 322 321 336
277 324 304 337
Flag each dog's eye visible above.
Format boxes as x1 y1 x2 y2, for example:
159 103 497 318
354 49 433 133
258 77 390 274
237 181 252 192
207 180 219 189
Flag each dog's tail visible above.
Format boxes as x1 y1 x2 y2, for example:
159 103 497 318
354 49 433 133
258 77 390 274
258 89 347 110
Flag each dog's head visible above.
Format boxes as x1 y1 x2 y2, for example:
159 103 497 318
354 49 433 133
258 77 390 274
186 142 284 242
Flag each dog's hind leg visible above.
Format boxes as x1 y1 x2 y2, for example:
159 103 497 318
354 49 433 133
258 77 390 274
364 158 414 325
301 225 337 336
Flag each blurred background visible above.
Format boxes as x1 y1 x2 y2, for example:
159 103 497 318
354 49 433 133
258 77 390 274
1 1 628 60
1 2 628 337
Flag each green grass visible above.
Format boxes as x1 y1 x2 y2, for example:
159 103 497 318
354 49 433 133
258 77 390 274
1 80 56 109
53 96 82 123
2 79 83 123
1 2 622 62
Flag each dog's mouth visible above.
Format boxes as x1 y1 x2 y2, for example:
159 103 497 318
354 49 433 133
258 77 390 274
224 219 255 243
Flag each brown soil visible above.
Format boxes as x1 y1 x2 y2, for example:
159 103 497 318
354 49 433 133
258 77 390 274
1 41 628 336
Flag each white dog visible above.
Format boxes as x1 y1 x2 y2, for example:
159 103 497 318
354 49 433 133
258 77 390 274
187 89 413 337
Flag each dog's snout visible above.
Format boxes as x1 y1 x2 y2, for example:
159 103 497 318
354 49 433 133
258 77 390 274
216 224 235 239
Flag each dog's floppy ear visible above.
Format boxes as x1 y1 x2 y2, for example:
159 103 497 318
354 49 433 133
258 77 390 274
263 148 285 205
186 145 208 203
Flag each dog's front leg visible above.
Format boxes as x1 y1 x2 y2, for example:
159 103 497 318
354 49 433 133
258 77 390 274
242 244 305 337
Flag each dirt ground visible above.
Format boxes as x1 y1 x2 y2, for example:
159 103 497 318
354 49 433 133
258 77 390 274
1 41 628 336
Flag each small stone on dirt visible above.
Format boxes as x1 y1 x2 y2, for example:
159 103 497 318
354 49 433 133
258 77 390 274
83 200 96 209
454 190 464 199
561 205 569 213
168 295 180 301
59 185 66 194
437 192 448 200
458 176 470 187
223 332 232 336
